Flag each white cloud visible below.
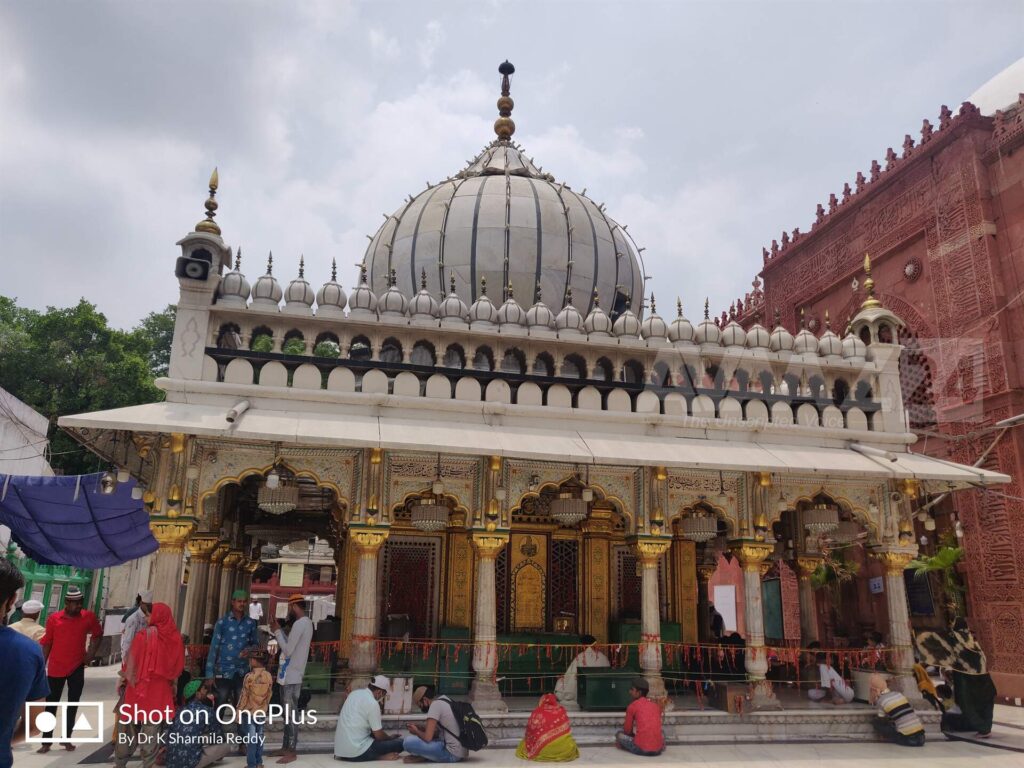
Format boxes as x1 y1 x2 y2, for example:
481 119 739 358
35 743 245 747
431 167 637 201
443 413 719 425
369 28 401 61
417 20 445 70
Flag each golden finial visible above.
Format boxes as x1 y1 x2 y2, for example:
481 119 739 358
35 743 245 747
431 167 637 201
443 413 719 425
195 167 221 235
825 309 831 330
494 61 516 142
703 297 709 320
800 307 806 329
861 253 881 309
507 281 515 299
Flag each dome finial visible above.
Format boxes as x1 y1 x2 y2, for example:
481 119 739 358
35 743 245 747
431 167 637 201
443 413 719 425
450 272 457 294
330 258 337 282
494 61 516 142
234 246 242 271
799 307 806 329
421 267 428 289
507 281 515 299
650 293 656 314
359 262 368 285
703 297 709 320
535 280 542 302
593 288 600 307
195 167 221 234
676 297 682 318
774 308 781 327
861 253 881 309
298 255 305 279
825 309 831 330
266 251 273 275
480 276 487 295
390 267 397 287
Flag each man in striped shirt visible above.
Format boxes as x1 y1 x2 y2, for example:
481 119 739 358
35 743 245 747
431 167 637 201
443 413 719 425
869 673 925 747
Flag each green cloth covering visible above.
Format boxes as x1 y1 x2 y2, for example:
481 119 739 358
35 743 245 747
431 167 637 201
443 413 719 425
231 589 248 599
183 679 203 700
516 733 579 762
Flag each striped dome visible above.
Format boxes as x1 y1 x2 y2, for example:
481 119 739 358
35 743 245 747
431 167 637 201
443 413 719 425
364 141 644 320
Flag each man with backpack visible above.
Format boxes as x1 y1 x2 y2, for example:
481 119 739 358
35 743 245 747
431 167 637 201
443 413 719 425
403 686 469 763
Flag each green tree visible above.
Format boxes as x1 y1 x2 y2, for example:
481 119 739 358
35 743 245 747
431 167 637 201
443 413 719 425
0 296 168 475
133 305 176 377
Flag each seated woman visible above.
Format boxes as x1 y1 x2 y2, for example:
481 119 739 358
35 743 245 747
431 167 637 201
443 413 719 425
516 694 579 762
553 635 610 705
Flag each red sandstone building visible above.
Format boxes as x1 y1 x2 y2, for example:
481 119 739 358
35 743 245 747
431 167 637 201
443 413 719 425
732 93 1024 698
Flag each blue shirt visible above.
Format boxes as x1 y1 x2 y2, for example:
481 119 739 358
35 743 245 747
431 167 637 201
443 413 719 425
165 700 223 768
0 626 50 768
205 612 258 678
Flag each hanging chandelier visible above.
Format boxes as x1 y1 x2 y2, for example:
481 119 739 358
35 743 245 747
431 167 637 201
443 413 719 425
549 490 589 527
680 510 718 542
258 463 298 515
804 502 840 535
411 456 450 532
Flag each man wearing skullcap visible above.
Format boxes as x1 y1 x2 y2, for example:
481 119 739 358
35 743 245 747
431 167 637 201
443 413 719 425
205 589 259 708
165 678 233 768
38 586 102 752
10 598 46 642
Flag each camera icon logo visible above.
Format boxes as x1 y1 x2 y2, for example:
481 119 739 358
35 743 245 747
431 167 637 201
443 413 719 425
25 701 104 744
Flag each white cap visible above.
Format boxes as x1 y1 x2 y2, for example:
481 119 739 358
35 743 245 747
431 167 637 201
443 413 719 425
21 599 44 614
139 590 154 603
369 674 391 692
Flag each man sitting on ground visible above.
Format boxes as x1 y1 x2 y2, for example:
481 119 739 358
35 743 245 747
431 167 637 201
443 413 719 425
335 675 404 762
403 685 467 763
615 677 664 756
869 673 925 747
807 652 854 704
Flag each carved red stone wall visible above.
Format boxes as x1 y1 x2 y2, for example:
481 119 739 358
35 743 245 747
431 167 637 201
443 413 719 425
744 96 1024 697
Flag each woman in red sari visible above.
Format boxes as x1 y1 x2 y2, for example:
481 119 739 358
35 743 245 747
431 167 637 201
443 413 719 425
115 603 185 768
516 693 579 762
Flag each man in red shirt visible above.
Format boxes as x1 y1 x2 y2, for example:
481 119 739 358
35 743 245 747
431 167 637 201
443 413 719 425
615 677 665 756
37 586 102 753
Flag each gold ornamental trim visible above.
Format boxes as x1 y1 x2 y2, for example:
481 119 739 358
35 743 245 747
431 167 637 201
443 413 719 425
471 532 510 560
795 556 822 581
731 540 773 570
696 564 716 582
187 534 221 561
210 543 231 564
352 527 389 556
243 558 260 574
630 536 671 567
222 550 244 570
871 549 915 575
150 518 196 551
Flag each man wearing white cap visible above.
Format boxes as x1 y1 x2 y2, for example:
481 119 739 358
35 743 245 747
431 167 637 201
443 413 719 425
334 675 404 761
10 599 46 642
121 591 152 660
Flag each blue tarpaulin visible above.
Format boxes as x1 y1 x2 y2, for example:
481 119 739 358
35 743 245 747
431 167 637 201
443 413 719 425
0 472 158 568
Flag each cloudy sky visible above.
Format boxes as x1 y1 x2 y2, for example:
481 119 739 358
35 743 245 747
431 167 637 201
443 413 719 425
1 1 1021 329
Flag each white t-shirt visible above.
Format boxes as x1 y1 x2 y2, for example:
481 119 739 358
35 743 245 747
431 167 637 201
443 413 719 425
249 602 263 621
818 664 855 702
334 688 383 758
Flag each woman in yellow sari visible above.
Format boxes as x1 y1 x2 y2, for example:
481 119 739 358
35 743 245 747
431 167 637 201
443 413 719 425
516 693 579 762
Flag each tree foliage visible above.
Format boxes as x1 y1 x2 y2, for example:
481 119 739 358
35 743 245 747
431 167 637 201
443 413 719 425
0 296 175 475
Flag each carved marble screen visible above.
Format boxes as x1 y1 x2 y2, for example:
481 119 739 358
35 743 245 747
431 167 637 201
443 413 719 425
379 536 440 638
613 546 667 622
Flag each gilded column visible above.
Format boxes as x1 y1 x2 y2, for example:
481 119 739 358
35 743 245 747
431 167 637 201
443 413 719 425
469 533 508 712
795 557 821 645
349 527 389 688
696 563 716 643
870 547 920 700
240 558 259 597
581 509 612 643
182 534 219 641
733 540 780 709
205 543 230 629
149 517 195 618
631 536 672 701
218 550 244 617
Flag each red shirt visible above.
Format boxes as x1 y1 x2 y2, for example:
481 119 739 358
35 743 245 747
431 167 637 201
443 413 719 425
41 610 103 677
624 696 664 753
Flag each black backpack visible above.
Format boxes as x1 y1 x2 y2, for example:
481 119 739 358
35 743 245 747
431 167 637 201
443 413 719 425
436 697 488 751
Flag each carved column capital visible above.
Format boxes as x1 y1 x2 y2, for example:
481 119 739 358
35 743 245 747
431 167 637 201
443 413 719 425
222 550 244 570
351 526 389 556
210 543 231 564
630 536 671 567
471 533 509 560
870 548 917 575
731 540 774 572
243 558 260 574
795 556 822 581
150 517 196 551
696 564 716 583
187 534 221 561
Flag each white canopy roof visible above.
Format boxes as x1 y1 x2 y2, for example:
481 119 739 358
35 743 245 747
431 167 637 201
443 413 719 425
59 401 1009 487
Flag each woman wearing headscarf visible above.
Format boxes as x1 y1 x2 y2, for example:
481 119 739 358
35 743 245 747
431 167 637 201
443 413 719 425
515 693 579 762
915 617 996 737
114 603 186 768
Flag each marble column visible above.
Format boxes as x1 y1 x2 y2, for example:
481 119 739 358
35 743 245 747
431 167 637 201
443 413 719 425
349 527 389 688
870 548 920 701
631 537 672 701
149 518 195 618
205 544 230 629
795 557 821 645
218 551 243 617
733 540 780 709
182 535 219 642
469 533 509 712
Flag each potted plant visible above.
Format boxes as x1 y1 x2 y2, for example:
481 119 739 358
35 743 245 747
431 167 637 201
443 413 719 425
909 536 965 618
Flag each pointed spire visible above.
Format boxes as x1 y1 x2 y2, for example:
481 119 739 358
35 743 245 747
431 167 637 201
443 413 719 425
234 246 242 271
266 251 273 275
330 258 337 282
650 293 657 314
703 298 709 320
861 253 881 309
195 168 221 234
676 297 682 318
421 267 428 290
298 255 305 279
495 61 516 141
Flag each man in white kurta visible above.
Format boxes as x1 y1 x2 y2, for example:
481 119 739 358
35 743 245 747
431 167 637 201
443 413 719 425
554 635 611 704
